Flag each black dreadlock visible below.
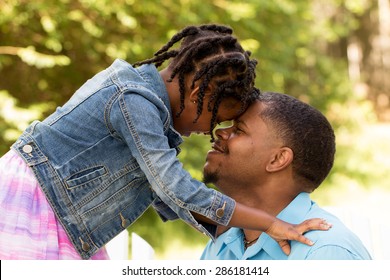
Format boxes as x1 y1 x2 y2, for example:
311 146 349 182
133 24 260 141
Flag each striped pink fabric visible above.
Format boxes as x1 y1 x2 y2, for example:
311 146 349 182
0 150 109 260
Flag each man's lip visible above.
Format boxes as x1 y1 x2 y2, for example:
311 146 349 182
211 143 225 153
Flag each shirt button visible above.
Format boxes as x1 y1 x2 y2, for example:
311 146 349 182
22 144 33 153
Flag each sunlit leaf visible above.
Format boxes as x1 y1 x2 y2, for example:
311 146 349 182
17 46 70 68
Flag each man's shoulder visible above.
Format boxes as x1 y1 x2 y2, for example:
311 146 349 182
289 206 372 259
302 205 361 244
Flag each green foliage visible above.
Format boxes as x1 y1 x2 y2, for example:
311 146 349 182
0 90 53 153
0 0 383 257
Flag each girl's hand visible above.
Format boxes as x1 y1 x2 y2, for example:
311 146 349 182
265 218 332 255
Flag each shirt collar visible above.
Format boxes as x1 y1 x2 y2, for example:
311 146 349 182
215 228 244 258
260 192 313 259
278 192 313 224
216 192 313 259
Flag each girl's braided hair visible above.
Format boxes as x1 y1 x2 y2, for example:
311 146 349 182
133 24 260 139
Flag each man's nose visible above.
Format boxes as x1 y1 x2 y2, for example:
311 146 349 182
215 127 231 140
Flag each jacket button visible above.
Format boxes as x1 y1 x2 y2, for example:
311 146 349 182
119 213 130 228
216 208 224 218
82 242 91 252
22 144 33 153
216 201 227 218
121 218 130 228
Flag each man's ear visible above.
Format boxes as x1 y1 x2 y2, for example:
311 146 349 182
266 147 293 172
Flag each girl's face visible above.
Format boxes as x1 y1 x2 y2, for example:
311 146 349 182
174 97 242 137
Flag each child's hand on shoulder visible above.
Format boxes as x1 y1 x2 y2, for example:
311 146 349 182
265 218 332 255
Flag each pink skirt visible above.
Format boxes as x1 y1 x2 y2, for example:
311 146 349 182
0 149 109 260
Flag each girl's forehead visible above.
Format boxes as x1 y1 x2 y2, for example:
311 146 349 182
220 97 241 109
217 99 243 120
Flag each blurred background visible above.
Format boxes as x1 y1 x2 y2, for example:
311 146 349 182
1 0 389 259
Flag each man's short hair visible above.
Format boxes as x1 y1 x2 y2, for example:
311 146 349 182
259 92 336 191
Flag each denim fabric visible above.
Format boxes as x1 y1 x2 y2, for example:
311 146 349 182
11 59 235 259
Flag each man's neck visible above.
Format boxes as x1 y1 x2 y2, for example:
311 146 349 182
215 179 300 244
225 182 298 247
220 183 297 216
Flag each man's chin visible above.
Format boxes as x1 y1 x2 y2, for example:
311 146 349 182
202 170 219 185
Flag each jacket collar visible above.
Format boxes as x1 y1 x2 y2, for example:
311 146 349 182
136 64 183 148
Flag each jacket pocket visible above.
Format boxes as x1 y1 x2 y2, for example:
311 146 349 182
66 166 107 189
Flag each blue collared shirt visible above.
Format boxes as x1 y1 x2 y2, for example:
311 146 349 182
201 192 372 260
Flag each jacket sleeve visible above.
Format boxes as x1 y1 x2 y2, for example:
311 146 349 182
109 91 235 237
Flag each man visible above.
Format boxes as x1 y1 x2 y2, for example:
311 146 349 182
200 92 372 260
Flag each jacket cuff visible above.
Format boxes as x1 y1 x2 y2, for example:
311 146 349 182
209 191 236 226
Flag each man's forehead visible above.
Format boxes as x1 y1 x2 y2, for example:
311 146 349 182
236 101 263 122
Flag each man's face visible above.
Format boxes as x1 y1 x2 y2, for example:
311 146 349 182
203 100 282 192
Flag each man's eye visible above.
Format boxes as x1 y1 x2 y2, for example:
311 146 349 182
234 125 245 134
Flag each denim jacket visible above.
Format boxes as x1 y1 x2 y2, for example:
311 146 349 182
11 59 235 259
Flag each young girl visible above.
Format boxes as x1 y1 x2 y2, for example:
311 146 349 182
0 24 329 260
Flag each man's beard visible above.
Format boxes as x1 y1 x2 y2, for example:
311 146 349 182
203 169 219 185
